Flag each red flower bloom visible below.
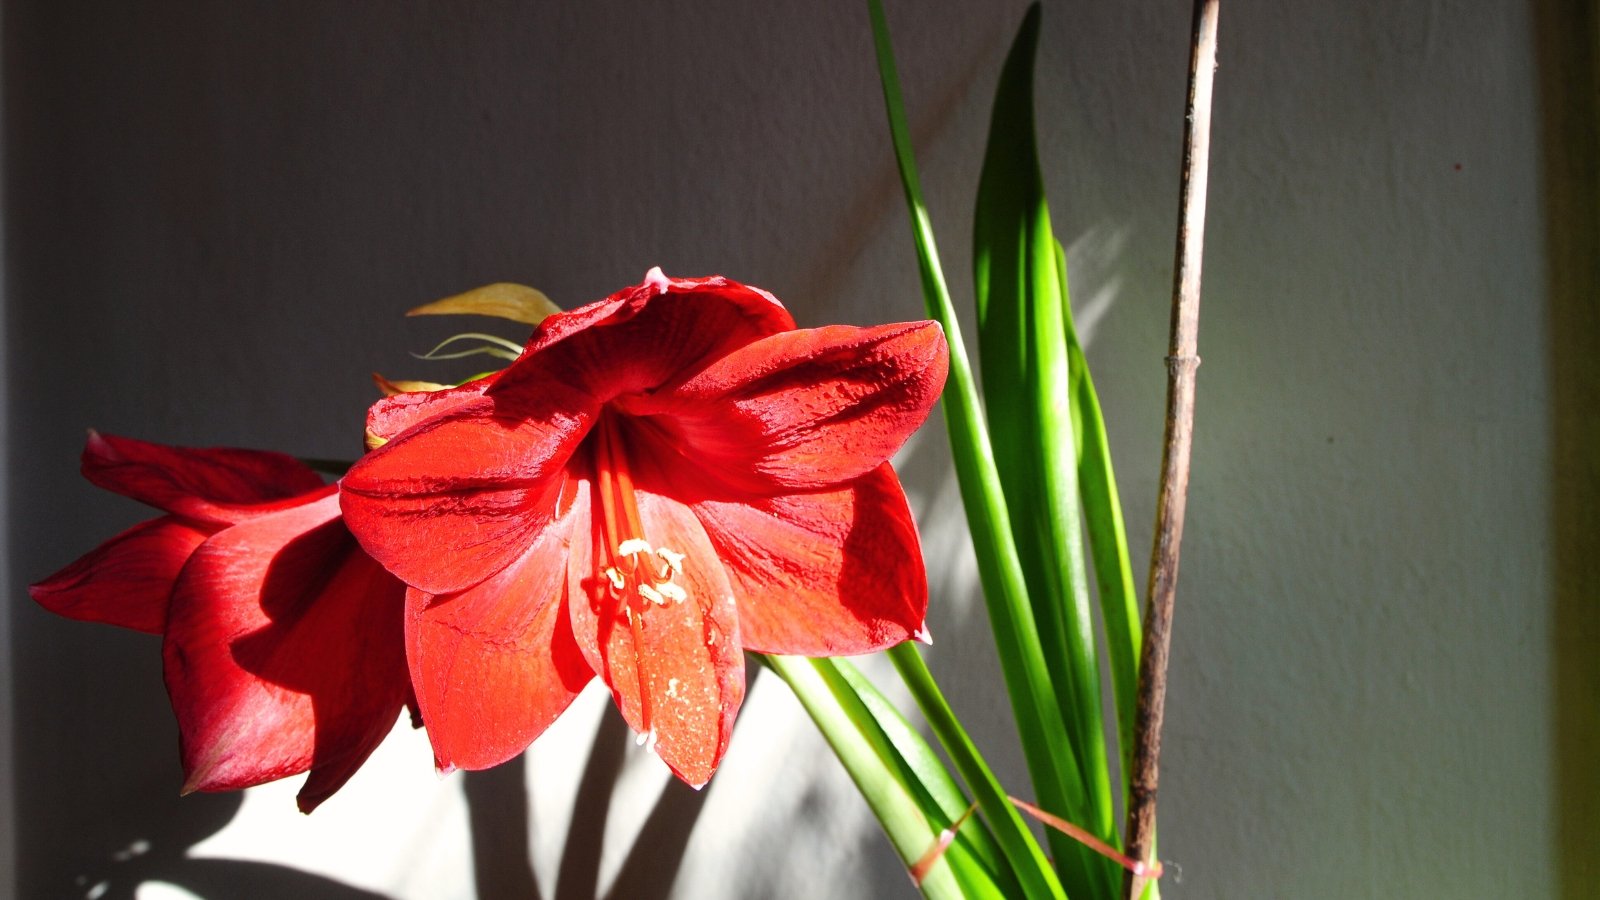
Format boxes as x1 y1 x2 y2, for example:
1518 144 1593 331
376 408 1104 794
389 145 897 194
31 433 410 812
340 270 948 786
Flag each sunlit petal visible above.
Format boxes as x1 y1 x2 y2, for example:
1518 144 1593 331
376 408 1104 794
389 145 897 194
693 464 928 655
341 384 595 595
624 321 947 491
406 484 592 772
567 487 743 787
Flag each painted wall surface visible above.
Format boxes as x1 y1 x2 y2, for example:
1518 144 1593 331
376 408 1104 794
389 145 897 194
4 1 1575 898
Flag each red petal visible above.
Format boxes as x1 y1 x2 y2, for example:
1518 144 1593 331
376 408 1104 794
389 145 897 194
339 386 595 595
693 464 928 655
566 487 744 787
30 516 210 634
364 373 499 447
83 432 327 524
622 321 948 492
405 489 592 772
490 271 797 404
343 273 798 596
163 492 408 812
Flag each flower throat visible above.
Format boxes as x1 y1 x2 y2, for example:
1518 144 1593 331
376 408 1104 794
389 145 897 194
591 410 688 748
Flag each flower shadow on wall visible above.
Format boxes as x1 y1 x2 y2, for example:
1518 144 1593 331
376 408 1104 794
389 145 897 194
38 791 389 900
523 681 753 900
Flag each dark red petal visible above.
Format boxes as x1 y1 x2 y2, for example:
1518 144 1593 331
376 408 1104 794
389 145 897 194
490 270 797 405
83 432 327 524
567 487 744 788
364 373 499 447
621 321 949 492
163 492 408 811
693 464 929 655
339 386 595 595
405 493 592 772
30 516 211 634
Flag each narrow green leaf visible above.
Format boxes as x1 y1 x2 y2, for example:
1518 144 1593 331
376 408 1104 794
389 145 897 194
889 644 1067 900
865 0 1088 888
972 5 1115 894
831 659 1016 890
763 654 1007 899
1055 238 1143 805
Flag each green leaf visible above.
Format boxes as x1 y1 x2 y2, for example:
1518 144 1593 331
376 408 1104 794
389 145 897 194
865 0 1087 890
831 659 1015 888
1055 238 1143 806
762 654 1010 899
888 644 1067 900
972 5 1116 894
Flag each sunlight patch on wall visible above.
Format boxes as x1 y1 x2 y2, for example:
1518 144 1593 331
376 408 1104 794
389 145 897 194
187 719 472 899
1062 224 1130 348
134 882 200 900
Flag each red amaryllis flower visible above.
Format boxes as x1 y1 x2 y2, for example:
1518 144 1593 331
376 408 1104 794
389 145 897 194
31 433 410 812
340 269 948 787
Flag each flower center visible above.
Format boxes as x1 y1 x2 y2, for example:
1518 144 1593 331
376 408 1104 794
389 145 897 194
602 539 687 609
591 411 688 748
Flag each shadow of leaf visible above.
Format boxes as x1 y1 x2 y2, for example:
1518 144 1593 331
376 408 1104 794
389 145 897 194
464 764 543 900
553 707 630 900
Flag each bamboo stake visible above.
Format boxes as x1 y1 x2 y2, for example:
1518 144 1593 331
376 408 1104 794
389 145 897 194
1123 1 1220 896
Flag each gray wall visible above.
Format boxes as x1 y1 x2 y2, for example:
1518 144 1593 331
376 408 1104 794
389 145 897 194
6 1 1591 898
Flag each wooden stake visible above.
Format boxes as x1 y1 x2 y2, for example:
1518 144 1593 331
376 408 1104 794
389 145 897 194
1123 1 1220 896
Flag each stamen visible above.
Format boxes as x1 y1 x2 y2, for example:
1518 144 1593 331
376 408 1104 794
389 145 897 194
589 412 701 747
655 547 685 575
617 538 654 558
593 412 646 554
635 728 659 752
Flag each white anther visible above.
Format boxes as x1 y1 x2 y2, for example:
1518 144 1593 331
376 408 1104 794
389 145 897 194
604 567 626 591
617 538 653 558
635 728 659 752
655 582 687 603
654 547 685 575
638 583 667 606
